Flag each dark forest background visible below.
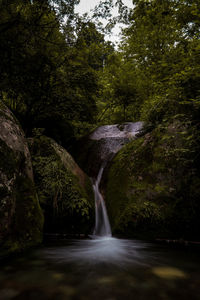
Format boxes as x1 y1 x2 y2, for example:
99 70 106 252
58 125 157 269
1 0 199 147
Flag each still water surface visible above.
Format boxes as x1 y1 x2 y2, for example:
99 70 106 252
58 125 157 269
0 237 200 300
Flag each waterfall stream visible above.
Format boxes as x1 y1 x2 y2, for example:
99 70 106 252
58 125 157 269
93 164 112 236
91 122 143 237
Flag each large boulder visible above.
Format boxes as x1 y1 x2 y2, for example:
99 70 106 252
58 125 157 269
105 121 200 240
0 102 44 256
28 135 94 234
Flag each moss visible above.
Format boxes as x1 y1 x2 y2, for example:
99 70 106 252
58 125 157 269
105 122 200 240
13 175 44 245
0 176 44 257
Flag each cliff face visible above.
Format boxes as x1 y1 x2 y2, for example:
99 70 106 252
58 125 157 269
0 102 43 255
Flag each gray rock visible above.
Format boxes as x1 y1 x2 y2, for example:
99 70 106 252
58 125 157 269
0 101 43 255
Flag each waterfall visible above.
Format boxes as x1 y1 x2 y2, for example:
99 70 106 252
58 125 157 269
91 122 144 237
93 164 112 236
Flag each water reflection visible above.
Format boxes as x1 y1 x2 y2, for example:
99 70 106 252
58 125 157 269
42 237 153 267
1 239 200 300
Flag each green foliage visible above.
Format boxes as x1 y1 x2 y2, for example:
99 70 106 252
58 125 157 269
98 52 149 123
33 154 91 216
29 135 94 233
125 0 200 124
118 201 162 234
1 0 199 134
0 0 108 142
96 0 200 127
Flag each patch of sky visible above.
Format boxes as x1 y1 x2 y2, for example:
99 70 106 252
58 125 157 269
75 0 134 45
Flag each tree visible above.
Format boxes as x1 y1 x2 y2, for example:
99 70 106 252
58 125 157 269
120 0 200 124
0 0 108 143
0 0 69 129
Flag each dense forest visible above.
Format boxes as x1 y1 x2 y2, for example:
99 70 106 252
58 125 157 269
1 0 199 141
1 0 200 255
0 0 114 144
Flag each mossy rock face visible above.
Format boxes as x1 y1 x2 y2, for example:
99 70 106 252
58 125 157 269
28 135 94 234
105 121 200 240
0 101 44 256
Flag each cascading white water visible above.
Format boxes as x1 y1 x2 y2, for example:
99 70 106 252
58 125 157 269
93 164 112 236
91 122 144 237
90 122 143 140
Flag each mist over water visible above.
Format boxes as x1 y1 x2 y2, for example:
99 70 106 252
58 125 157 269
1 237 200 300
42 237 152 267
